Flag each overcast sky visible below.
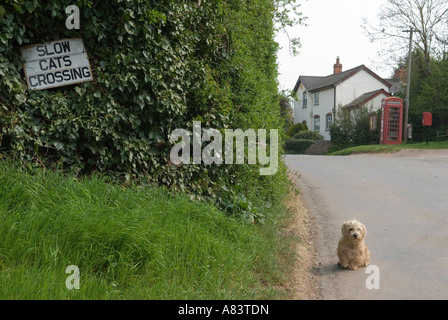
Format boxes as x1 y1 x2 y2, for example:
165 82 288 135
276 0 390 91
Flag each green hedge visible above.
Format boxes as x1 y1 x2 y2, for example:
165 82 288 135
286 122 307 137
284 138 314 154
0 0 296 221
293 130 323 141
284 129 323 154
1 1 231 177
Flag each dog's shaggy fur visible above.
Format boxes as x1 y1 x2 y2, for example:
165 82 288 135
337 219 370 270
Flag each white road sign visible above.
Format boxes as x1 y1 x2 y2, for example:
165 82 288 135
21 38 93 90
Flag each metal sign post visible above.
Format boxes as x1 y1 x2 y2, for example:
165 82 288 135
403 28 414 144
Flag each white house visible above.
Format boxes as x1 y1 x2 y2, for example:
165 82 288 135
292 57 394 141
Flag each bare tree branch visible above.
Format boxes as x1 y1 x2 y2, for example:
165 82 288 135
362 0 448 72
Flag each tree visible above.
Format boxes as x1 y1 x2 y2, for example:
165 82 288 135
329 104 379 151
391 48 448 141
409 50 448 137
278 90 294 133
274 0 307 56
363 0 448 74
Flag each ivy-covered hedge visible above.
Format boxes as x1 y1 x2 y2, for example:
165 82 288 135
0 0 293 218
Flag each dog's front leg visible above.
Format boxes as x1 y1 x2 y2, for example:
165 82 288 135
347 263 359 270
338 257 349 269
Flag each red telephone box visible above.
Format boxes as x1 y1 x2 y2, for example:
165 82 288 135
380 97 403 145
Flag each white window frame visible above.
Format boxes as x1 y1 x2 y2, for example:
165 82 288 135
370 113 378 131
314 92 320 106
314 115 320 132
326 113 333 131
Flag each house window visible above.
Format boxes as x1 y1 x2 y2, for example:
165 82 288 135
370 113 378 131
314 92 319 106
314 115 320 132
302 91 308 108
326 113 333 131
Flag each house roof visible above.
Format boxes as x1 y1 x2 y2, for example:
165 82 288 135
294 76 323 92
293 65 392 93
385 78 404 95
343 89 391 109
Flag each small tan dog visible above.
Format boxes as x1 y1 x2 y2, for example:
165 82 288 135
337 219 370 270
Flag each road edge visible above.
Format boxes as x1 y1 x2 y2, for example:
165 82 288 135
280 170 322 300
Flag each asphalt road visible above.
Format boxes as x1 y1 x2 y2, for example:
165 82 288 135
285 150 448 300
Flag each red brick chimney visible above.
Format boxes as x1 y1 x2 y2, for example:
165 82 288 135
333 56 342 74
394 68 406 82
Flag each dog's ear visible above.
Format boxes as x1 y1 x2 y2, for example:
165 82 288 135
341 222 348 236
360 223 367 237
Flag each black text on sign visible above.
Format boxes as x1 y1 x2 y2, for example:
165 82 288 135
21 38 93 90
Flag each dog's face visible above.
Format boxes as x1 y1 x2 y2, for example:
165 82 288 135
341 220 366 241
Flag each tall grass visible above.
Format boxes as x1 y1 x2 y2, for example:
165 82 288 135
0 160 289 299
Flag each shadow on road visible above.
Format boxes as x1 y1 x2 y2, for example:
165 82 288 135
317 263 346 276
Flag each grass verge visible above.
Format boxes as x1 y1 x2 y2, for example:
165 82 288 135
0 160 294 300
329 140 448 156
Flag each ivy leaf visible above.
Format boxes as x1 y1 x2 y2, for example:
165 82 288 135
124 23 134 35
12 3 23 13
53 142 64 151
24 0 38 13
0 34 7 45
